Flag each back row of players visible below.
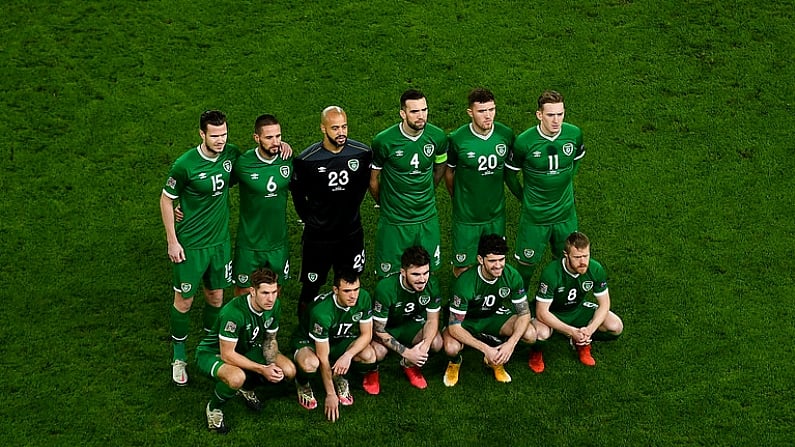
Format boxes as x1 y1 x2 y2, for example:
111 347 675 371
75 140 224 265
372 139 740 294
159 89 624 432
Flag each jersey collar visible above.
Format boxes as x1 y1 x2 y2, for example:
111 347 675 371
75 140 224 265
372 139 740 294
536 125 562 142
332 293 350 311
399 122 424 141
469 123 494 140
477 265 499 285
398 273 417 294
561 258 580 278
196 144 221 162
255 147 278 164
246 294 264 316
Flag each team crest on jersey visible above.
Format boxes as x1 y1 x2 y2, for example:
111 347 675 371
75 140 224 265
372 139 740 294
237 274 249 285
348 159 360 171
419 295 431 306
539 282 548 295
308 273 318 282
423 144 434 158
583 281 594 292
380 263 392 273
455 253 466 263
495 144 507 157
223 160 233 172
280 166 290 178
499 287 510 298
224 321 237 333
351 312 363 322
180 283 192 293
523 249 535 259
562 143 574 157
264 317 274 328
166 177 176 189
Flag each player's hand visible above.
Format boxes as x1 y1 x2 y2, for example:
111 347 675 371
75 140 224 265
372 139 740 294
484 346 502 365
280 141 293 159
495 342 516 364
262 364 284 383
174 205 184 222
332 354 352 375
168 241 186 263
325 393 340 422
403 345 429 367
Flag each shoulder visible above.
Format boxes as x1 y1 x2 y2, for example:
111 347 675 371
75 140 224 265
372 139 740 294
493 122 515 139
588 258 606 276
373 123 401 144
345 139 373 154
448 123 470 140
424 123 448 141
503 265 525 289
561 122 582 137
296 142 324 161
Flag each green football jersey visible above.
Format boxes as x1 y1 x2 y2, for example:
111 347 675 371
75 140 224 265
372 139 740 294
303 289 373 343
447 122 515 224
449 264 527 320
535 258 608 314
372 122 448 224
195 293 281 356
232 148 292 251
372 273 442 329
506 123 584 224
162 144 240 249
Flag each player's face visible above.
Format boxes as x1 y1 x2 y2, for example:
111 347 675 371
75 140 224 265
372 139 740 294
250 282 279 312
401 264 430 293
321 112 348 149
467 100 496 135
536 102 565 137
199 123 228 155
400 98 428 133
478 253 506 281
564 245 591 275
333 278 360 308
254 124 282 158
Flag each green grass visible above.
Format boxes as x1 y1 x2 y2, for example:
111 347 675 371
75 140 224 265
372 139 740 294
2 0 793 445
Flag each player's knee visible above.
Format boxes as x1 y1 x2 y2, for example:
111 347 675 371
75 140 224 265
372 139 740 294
224 367 246 390
173 293 193 312
608 315 624 336
204 289 224 307
533 321 552 341
357 345 377 364
371 342 388 361
298 352 319 373
430 334 444 353
443 336 462 357
522 324 538 344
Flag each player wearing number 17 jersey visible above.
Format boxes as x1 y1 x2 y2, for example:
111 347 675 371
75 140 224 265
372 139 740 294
506 90 586 288
290 107 372 317
445 88 515 277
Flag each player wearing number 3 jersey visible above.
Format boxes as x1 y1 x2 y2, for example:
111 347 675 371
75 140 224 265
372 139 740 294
290 107 372 318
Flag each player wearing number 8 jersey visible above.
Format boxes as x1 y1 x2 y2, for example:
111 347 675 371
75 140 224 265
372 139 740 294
445 88 515 277
505 90 585 288
290 107 372 318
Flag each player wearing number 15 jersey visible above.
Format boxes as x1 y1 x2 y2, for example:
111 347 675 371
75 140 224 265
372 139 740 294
290 107 372 318
445 88 515 277
506 90 586 288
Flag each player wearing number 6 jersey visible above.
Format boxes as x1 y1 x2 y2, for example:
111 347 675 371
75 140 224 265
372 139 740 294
532 232 623 369
290 107 372 318
445 88 516 277
505 90 585 288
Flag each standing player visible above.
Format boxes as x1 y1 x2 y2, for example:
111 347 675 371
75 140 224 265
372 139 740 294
290 271 378 422
231 114 293 296
195 267 296 433
370 246 443 389
370 89 448 278
533 232 623 369
443 234 538 386
160 110 238 386
445 88 516 277
505 90 585 288
290 106 372 317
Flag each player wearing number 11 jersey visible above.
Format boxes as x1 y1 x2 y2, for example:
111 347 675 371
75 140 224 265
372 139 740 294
290 106 372 318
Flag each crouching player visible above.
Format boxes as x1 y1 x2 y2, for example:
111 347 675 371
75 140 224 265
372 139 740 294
370 246 443 390
291 270 378 422
195 267 296 434
443 234 538 386
532 231 623 369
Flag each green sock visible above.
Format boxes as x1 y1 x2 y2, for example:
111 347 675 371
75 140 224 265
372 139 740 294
296 369 317 385
448 354 463 365
592 331 621 342
203 304 221 333
170 305 190 361
209 381 237 410
515 262 537 289
353 361 378 374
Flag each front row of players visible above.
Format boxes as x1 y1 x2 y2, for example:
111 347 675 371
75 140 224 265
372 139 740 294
196 232 623 432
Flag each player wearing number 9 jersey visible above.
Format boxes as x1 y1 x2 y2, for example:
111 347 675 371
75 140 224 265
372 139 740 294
290 106 372 318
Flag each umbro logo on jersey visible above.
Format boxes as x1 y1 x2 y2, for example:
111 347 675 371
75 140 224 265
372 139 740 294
395 150 404 157
280 166 290 178
250 173 259 180
496 144 507 157
532 151 542 158
466 152 476 159
499 287 510 298
583 281 594 292
348 159 360 171
562 143 574 157
423 144 434 158
318 167 327 173
198 173 207 179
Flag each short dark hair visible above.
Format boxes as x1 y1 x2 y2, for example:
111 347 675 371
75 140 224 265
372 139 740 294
200 110 227 132
537 90 564 111
333 269 361 287
478 234 508 258
564 231 590 253
254 114 279 134
250 267 278 288
468 88 495 106
401 246 431 269
400 89 426 109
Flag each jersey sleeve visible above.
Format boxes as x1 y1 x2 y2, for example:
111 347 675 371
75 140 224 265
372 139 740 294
371 135 386 170
217 308 243 343
356 289 373 323
163 158 188 199
427 276 443 312
446 135 459 168
433 133 448 164
372 280 393 322
535 262 558 303
449 274 471 316
589 260 609 297
288 157 310 221
308 306 331 342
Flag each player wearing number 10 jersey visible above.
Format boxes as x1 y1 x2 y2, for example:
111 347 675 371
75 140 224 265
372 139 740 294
290 107 372 317
445 88 515 277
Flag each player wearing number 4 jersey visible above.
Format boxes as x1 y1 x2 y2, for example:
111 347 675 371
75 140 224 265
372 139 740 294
445 88 515 278
160 110 239 386
505 90 585 288
370 89 448 278
231 114 293 295
290 107 372 318
532 232 623 369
